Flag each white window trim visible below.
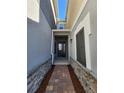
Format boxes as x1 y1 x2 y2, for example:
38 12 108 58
74 12 92 70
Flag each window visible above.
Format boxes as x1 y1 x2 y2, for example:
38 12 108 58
58 43 62 50
76 28 86 67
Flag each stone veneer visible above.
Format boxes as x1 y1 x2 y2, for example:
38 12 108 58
27 59 52 93
70 58 97 93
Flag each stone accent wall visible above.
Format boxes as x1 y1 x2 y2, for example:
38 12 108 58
70 58 97 93
27 60 52 93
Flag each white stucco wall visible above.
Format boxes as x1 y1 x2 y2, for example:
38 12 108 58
27 8 52 74
72 12 92 70
70 0 97 76
27 0 40 22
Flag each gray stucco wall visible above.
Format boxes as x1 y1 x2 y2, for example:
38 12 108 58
27 8 52 75
40 0 56 29
71 0 97 75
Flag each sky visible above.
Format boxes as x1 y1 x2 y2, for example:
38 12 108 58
58 0 67 20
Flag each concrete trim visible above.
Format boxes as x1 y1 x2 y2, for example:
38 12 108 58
52 29 71 32
50 0 57 24
52 29 71 36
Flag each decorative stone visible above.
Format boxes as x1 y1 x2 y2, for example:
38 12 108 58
27 60 52 93
70 58 97 93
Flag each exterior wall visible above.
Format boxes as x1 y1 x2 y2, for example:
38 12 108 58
27 60 52 93
27 9 52 75
40 0 56 29
27 0 56 75
27 0 56 92
65 0 84 29
70 0 97 75
27 0 40 22
70 58 97 93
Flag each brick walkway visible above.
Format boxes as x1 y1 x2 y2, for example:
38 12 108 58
36 65 85 93
45 65 75 93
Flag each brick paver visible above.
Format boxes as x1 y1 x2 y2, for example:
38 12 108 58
45 65 76 93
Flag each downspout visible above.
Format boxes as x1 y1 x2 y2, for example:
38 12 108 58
51 30 54 64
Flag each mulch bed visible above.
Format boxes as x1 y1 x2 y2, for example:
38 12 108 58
68 65 85 93
35 65 55 93
36 65 85 93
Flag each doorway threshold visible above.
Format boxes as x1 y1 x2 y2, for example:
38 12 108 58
54 57 70 65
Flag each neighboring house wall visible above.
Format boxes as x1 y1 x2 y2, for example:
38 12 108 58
27 0 55 92
27 13 52 75
27 0 55 75
40 0 56 29
70 0 97 75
